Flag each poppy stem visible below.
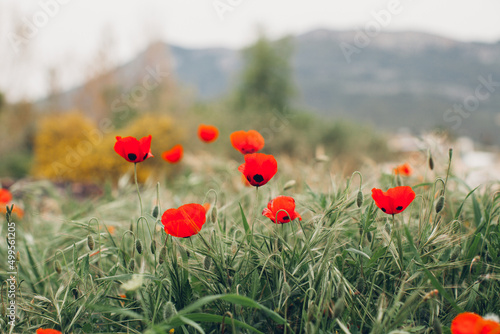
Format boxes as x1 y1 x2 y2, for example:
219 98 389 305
134 163 143 217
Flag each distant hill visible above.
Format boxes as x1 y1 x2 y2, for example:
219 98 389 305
41 29 500 144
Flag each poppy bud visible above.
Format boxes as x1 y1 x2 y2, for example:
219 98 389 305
449 148 453 160
332 297 345 319
210 207 218 223
150 240 157 254
432 318 443 334
159 246 167 264
435 196 445 213
450 245 461 261
355 277 366 294
282 281 291 299
135 239 143 254
283 180 296 191
152 205 159 219
15 251 20 262
384 222 391 235
307 302 318 322
204 256 211 270
163 301 177 320
366 231 372 242
356 190 364 208
429 153 434 170
87 235 95 251
54 260 62 274
129 259 135 271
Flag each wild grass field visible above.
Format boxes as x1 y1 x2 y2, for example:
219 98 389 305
2 139 500 334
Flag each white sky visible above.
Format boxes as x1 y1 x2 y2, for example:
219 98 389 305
1 0 500 101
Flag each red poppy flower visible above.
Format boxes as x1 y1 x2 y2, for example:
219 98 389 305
238 153 278 187
162 144 183 163
198 124 219 143
0 188 12 204
230 130 265 154
114 135 153 163
394 163 413 176
37 329 62 334
161 203 207 238
371 186 415 215
262 196 302 224
451 312 500 334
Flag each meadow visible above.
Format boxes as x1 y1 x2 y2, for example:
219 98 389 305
1 130 499 334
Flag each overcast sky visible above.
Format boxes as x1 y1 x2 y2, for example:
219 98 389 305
2 0 500 101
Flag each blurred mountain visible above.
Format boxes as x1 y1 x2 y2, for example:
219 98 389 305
41 29 500 143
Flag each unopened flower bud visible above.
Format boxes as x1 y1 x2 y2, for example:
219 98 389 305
432 318 443 334
159 246 167 265
135 239 143 254
54 260 62 274
435 196 445 213
150 240 157 254
128 259 135 271
282 281 291 299
87 235 95 251
15 251 20 262
152 205 159 219
429 153 434 170
210 207 218 223
204 256 211 270
163 301 177 320
356 190 364 208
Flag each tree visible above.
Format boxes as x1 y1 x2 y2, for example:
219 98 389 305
235 33 295 113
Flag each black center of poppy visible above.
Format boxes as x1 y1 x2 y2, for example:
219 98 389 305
143 153 148 160
282 216 290 221
128 153 137 161
396 206 403 210
381 208 386 212
253 174 264 183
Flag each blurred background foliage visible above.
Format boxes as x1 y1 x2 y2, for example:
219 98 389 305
0 33 391 184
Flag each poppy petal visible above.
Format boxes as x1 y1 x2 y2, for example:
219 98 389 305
114 135 153 163
262 196 301 224
162 144 183 163
161 203 207 238
0 188 12 204
230 130 265 154
371 186 415 215
451 312 483 334
238 153 277 187
198 124 219 143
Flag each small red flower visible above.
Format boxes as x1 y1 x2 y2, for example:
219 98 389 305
394 163 413 176
230 130 265 154
114 135 153 163
262 196 302 224
161 203 207 238
371 186 415 215
198 124 219 143
238 153 278 187
37 329 62 334
162 144 183 163
0 188 12 204
451 312 500 334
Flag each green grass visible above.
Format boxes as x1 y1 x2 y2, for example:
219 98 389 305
1 150 500 334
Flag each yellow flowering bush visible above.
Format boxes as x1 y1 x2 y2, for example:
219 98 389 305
32 112 182 183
